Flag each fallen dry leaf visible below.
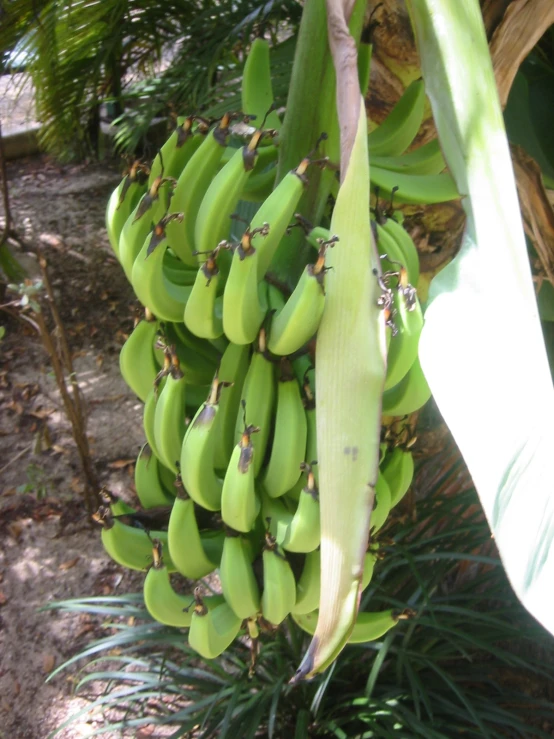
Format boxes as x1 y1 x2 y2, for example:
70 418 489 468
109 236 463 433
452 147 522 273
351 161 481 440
96 354 104 369
7 522 23 541
108 458 134 469
0 591 7 606
59 557 79 571
42 654 56 674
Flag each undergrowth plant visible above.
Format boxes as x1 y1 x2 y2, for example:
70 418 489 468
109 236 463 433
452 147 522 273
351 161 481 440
46 451 554 737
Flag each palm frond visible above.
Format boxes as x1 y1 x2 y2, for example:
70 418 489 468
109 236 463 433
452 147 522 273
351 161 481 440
1 0 300 160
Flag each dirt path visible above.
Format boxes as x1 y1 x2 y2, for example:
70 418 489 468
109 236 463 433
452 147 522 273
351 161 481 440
0 154 149 738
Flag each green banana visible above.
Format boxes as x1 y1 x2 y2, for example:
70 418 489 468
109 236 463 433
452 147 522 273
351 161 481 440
168 320 222 365
213 341 251 471
99 487 135 516
153 351 187 473
292 608 415 643
234 329 276 476
370 473 392 533
219 532 261 619
164 114 232 266
93 506 176 573
292 547 379 617
143 539 194 627
380 446 415 508
368 79 426 157
119 313 160 403
280 466 320 552
241 37 282 132
143 371 167 464
370 166 460 204
167 493 222 580
267 239 334 356
374 220 409 279
180 373 228 511
194 128 269 259
106 161 148 258
131 215 193 323
385 287 424 390
221 418 260 533
222 227 270 345
134 443 174 509
184 247 225 339
261 534 297 625
188 589 243 659
381 214 420 288
371 137 446 176
382 355 432 417
292 549 321 616
262 362 307 498
147 116 205 187
249 157 311 280
161 322 218 387
118 197 154 282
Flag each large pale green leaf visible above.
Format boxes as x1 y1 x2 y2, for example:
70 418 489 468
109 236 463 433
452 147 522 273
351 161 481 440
409 0 554 635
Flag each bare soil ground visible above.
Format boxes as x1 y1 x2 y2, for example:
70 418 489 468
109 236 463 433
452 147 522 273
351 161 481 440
0 154 152 738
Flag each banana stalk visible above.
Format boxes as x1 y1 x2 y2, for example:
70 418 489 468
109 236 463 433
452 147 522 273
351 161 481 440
293 98 387 680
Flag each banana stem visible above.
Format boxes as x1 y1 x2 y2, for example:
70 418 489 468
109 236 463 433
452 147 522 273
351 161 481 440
270 0 367 286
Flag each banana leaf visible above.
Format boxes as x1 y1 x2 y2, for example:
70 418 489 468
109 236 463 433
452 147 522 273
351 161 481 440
409 0 554 636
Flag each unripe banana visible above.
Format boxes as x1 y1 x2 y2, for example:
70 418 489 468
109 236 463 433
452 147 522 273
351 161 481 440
106 161 148 258
213 341 251 470
382 356 432 417
248 157 310 280
380 447 415 508
292 547 379 617
370 474 392 533
164 114 232 266
261 533 297 625
241 37 282 132
167 493 222 580
234 329 276 476
262 361 308 498
143 372 167 464
370 166 459 205
131 215 193 323
194 128 268 259
93 505 176 573
221 419 260 533
184 248 225 339
381 214 420 287
385 287 424 390
267 239 335 356
219 532 261 619
147 116 205 190
162 322 218 387
368 80 425 157
188 588 243 659
153 351 187 473
143 539 194 627
118 197 155 283
292 549 321 616
180 374 229 511
280 465 320 553
134 443 174 509
168 320 223 366
371 138 446 176
222 226 270 345
293 607 415 643
119 313 160 403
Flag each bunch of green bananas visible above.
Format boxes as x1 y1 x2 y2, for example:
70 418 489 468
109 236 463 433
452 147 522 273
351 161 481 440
99 38 454 661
